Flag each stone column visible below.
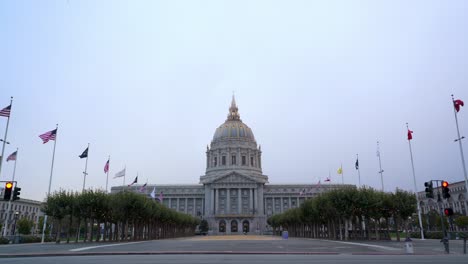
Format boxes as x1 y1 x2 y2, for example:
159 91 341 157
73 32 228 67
238 188 242 214
227 188 231 214
211 188 215 215
249 188 253 214
215 188 219 215
280 197 284 213
185 198 188 214
193 198 196 215
296 197 299 208
177 198 180 212
169 198 172 209
289 197 291 208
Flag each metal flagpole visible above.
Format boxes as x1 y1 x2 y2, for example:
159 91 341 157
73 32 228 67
377 141 384 192
0 96 13 179
82 143 89 191
406 123 425 240
2 148 18 237
356 154 361 187
341 163 344 184
106 155 110 193
41 124 58 244
451 95 468 210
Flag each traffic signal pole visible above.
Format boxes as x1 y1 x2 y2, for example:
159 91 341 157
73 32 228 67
435 181 449 254
2 148 18 237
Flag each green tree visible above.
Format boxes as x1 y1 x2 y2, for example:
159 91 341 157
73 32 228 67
454 216 468 229
17 217 34 235
199 219 209 233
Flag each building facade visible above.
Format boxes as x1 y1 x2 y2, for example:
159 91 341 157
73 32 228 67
418 180 468 216
0 193 43 236
112 97 350 234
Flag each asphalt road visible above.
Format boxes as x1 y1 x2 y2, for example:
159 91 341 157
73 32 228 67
2 255 467 264
0 235 466 259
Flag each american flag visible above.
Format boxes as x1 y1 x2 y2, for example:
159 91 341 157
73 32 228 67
158 192 163 203
139 183 147 192
6 151 17 162
39 129 57 144
104 159 110 173
0 104 11 117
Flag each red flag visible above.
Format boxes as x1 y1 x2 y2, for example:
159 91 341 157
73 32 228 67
407 129 413 140
454 99 464 112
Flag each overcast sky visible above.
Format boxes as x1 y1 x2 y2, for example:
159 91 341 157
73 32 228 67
1 0 468 201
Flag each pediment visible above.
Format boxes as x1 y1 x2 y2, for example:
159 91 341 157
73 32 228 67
212 172 257 184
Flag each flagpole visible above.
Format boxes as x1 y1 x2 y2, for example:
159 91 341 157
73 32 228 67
357 154 361 187
452 95 468 209
106 155 110 193
82 143 89 192
377 141 384 192
2 147 18 237
42 124 58 244
341 163 344 184
0 96 13 179
406 123 425 240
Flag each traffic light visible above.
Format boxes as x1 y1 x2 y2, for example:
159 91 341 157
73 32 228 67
3 182 13 200
442 181 451 199
444 208 454 216
13 186 21 201
424 181 434 198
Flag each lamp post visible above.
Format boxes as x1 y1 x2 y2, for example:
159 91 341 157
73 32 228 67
12 211 19 237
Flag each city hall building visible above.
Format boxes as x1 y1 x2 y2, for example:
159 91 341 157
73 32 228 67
112 97 349 234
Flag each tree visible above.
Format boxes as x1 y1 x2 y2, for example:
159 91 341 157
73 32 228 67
17 218 33 235
199 220 209 233
454 216 468 230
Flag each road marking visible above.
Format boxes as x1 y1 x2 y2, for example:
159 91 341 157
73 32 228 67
319 240 400 251
69 241 146 252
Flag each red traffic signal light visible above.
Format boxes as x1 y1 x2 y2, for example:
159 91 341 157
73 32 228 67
3 182 13 200
444 208 454 216
442 181 449 188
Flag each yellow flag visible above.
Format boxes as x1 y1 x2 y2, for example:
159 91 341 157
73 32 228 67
337 167 343 174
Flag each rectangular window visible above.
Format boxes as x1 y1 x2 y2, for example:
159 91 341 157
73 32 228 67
214 157 217 167
250 157 254 166
222 156 226 165
232 155 236 165
242 156 246 165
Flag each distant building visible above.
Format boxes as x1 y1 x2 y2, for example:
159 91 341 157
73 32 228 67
0 189 43 236
112 96 351 234
417 180 468 216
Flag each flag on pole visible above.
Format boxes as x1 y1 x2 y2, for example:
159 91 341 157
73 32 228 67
0 104 11 117
454 99 464 112
407 129 413 140
79 147 88 159
299 188 306 195
139 182 147 192
355 158 359 170
128 176 138 186
114 168 125 178
158 192 163 202
39 129 57 144
150 187 156 199
337 167 343 174
104 159 110 173
6 151 17 162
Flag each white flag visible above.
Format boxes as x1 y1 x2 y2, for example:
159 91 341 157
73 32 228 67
150 187 156 199
114 168 126 178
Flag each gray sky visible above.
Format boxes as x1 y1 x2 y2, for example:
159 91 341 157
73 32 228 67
1 0 467 201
